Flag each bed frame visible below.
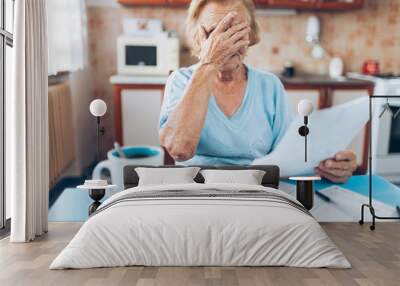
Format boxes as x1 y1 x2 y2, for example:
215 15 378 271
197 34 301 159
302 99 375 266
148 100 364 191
123 165 280 190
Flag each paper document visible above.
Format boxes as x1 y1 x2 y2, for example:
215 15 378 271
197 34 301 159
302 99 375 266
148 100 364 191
252 97 370 177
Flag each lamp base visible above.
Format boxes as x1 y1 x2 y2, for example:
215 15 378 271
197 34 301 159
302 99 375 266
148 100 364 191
296 180 314 210
289 176 321 210
298 126 309 136
88 188 105 215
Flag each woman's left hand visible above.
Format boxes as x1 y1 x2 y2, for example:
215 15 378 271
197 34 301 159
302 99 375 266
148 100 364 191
315 150 358 183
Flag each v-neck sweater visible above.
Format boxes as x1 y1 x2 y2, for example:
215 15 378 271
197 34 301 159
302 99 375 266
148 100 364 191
159 64 293 165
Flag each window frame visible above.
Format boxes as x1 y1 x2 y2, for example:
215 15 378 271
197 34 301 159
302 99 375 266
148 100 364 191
0 0 14 232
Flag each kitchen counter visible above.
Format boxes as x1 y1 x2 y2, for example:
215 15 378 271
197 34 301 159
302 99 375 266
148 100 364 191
110 74 168 85
109 72 375 114
109 73 374 88
109 72 375 170
279 73 374 87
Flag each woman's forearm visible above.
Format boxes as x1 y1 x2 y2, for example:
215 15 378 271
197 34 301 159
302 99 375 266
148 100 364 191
160 63 216 161
160 12 250 161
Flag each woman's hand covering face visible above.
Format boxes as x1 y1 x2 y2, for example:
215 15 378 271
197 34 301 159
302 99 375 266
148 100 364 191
198 11 251 70
231 14 249 59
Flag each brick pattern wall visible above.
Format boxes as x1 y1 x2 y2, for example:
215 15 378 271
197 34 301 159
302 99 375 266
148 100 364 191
87 0 400 152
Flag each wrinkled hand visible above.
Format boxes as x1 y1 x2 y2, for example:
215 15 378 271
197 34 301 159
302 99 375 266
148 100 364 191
315 150 357 183
198 12 250 70
231 14 250 59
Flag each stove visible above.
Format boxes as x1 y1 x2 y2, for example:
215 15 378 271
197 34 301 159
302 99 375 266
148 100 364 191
347 72 400 95
347 73 400 182
375 73 400 79
347 72 400 81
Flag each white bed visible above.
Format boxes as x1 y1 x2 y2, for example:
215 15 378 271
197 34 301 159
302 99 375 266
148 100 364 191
50 183 350 269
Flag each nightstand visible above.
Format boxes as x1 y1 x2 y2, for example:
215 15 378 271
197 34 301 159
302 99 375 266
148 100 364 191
77 181 116 215
289 176 321 210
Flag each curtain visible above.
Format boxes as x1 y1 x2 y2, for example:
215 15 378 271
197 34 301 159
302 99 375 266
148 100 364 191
8 0 49 242
47 0 88 75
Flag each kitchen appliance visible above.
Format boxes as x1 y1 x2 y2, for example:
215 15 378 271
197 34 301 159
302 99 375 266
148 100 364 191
117 32 179 76
122 18 163 37
306 15 324 59
329 57 344 78
92 146 164 193
348 73 400 182
282 61 296 77
362 60 380 76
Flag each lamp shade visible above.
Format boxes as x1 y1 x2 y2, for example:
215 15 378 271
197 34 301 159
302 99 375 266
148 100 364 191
298 99 314 117
90 99 107 117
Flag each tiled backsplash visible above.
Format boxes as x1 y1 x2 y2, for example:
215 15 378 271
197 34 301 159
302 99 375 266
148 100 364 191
87 0 399 151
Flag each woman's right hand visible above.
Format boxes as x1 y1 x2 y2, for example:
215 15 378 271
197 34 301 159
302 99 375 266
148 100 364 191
160 13 250 161
198 12 250 70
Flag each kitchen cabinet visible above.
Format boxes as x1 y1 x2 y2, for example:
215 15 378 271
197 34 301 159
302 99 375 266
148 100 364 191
110 74 176 164
119 0 364 9
121 89 163 147
256 0 363 10
264 0 318 9
167 0 191 5
118 0 167 5
317 0 364 10
110 75 166 146
118 0 191 5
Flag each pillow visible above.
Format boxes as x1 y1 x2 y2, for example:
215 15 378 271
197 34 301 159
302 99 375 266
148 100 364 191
135 167 201 186
200 169 266 185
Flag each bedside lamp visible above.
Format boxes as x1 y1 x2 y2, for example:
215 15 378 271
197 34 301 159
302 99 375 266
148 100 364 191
298 99 314 162
90 99 107 162
290 99 320 211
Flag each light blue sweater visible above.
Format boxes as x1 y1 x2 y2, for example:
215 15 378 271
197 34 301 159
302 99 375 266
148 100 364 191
159 64 293 165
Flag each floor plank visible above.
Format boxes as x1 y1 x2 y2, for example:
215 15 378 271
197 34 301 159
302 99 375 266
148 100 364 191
0 222 399 286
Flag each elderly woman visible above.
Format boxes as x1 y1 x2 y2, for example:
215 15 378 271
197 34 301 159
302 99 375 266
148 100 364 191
159 0 357 183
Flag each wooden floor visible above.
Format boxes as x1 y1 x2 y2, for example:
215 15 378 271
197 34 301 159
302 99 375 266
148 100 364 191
0 222 399 286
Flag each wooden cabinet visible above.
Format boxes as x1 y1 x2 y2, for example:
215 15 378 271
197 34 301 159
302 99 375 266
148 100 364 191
317 0 364 10
265 0 318 9
118 0 190 5
255 0 363 10
253 0 269 4
167 0 191 5
118 0 364 9
118 0 167 5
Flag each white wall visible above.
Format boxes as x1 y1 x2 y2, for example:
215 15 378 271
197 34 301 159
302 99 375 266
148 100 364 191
63 68 97 177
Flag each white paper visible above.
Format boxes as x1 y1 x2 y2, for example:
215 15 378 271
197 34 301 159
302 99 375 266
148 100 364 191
252 97 370 177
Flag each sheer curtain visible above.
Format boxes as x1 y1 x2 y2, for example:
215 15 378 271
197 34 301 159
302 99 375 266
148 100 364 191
47 0 87 75
8 0 49 242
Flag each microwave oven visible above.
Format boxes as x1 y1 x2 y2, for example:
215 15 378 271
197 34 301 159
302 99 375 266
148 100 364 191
117 33 180 76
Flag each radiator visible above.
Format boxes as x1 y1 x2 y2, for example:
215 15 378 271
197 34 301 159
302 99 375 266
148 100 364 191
48 83 75 187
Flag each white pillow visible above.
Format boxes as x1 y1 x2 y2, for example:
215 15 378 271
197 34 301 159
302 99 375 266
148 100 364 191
200 169 266 185
135 167 201 186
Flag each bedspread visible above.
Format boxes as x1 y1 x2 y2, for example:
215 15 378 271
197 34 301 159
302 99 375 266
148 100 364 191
50 183 350 269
